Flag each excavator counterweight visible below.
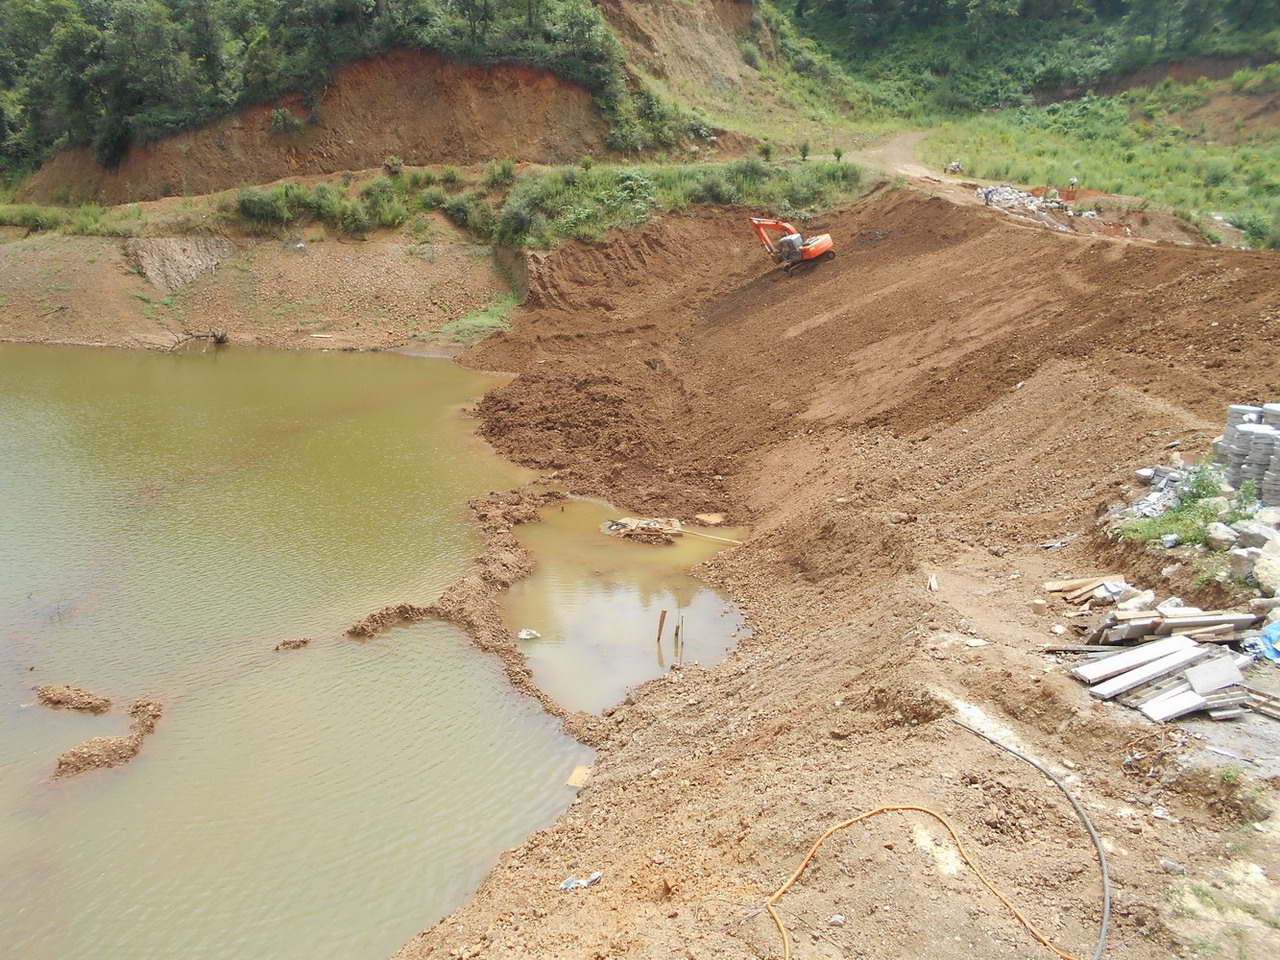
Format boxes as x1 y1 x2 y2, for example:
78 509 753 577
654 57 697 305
749 217 834 273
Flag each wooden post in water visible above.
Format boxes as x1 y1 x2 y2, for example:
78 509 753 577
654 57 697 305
655 609 668 668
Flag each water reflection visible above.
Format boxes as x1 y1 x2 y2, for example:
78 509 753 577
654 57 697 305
502 498 750 714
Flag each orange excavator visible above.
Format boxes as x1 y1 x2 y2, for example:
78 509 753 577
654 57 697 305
749 217 834 274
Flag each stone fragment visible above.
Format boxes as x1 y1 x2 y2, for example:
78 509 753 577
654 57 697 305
1229 548 1262 579
1202 496 1232 519
1254 554 1280 597
1249 597 1280 614
1029 599 1049 615
1204 522 1239 552
1117 589 1157 612
1231 519 1278 549
1255 506 1280 529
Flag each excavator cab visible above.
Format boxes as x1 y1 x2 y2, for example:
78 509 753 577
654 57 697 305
749 217 835 274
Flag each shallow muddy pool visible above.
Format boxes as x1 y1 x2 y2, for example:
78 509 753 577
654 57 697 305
502 499 749 714
0 343 592 960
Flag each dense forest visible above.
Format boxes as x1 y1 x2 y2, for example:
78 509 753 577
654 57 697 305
0 0 1275 175
789 0 1278 112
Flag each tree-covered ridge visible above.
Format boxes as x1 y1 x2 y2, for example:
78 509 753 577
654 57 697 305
787 0 1278 111
0 0 629 170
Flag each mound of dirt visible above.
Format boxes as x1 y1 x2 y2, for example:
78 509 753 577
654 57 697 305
346 603 432 638
36 684 111 714
394 188 1279 960
274 637 312 652
20 50 608 205
54 697 165 780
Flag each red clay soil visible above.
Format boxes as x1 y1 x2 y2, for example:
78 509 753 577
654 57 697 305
19 50 608 205
393 189 1280 960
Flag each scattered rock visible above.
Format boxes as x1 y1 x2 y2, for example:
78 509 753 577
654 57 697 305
274 637 311 652
1160 859 1186 875
36 684 111 714
1231 519 1277 549
1204 522 1239 552
1029 599 1049 615
1228 547 1262 580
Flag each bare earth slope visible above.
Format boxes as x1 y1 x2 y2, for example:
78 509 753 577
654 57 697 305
393 189 1280 960
19 50 607 205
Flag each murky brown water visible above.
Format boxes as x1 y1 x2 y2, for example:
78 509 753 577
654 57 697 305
501 499 749 714
0 343 592 960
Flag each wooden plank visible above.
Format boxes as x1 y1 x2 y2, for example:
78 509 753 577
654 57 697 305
1042 644 1124 654
1104 622 1161 643
1067 580 1120 603
1142 690 1208 722
1124 680 1191 710
1209 708 1246 720
1089 646 1212 700
1154 613 1259 634
565 765 591 788
1072 636 1196 684
1113 610 1166 622
1044 575 1123 593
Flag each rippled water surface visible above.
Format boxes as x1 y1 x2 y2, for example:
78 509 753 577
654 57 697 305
0 343 591 960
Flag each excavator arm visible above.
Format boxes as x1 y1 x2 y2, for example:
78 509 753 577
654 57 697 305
749 217 800 258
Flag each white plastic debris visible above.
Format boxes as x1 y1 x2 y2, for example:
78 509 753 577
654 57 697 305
517 629 542 640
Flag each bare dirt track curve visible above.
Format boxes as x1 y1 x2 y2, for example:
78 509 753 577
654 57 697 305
392 188 1280 960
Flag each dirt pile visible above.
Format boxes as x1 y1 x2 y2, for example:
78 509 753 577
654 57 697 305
20 50 608 205
36 684 111 714
394 188 1279 959
54 696 166 780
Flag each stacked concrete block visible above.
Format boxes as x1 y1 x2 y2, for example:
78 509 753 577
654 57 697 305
1216 404 1280 504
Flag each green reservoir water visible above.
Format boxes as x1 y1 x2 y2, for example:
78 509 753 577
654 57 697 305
0 343 592 960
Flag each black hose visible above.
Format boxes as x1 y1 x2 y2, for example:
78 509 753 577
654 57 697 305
951 718 1112 960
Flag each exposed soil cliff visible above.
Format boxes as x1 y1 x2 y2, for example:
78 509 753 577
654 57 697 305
19 50 608 205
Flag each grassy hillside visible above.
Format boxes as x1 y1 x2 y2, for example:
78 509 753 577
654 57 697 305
920 65 1280 246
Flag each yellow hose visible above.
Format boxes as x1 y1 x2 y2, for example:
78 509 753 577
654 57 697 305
764 805 1082 960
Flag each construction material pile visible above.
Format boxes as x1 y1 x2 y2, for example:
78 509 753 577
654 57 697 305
1046 575 1279 724
1213 402 1280 504
974 185 1072 211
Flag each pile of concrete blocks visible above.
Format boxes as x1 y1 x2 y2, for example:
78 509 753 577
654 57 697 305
1214 403 1280 504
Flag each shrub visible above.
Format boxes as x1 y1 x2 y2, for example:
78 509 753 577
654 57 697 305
741 42 762 69
485 158 516 188
800 139 811 161
420 186 448 209
238 185 289 223
269 107 303 134
441 166 462 186
758 142 774 161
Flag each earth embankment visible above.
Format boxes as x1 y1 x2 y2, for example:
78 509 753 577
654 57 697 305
394 189 1280 959
19 50 608 206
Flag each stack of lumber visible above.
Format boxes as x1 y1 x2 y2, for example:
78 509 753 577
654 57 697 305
1083 608 1260 647
1045 576 1268 724
1070 639 1252 721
